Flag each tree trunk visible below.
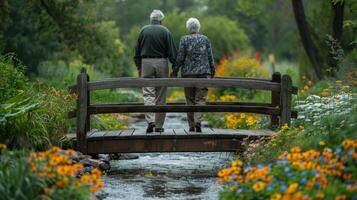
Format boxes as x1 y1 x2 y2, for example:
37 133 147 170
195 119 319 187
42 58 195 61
327 1 344 75
332 1 344 41
291 0 321 80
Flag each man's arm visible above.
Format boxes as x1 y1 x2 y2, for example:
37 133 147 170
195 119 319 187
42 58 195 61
134 31 143 76
166 31 177 70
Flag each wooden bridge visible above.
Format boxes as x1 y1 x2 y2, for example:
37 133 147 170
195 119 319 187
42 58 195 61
68 68 297 154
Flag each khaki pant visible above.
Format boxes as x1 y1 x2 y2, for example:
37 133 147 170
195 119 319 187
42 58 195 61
141 58 168 128
184 75 209 128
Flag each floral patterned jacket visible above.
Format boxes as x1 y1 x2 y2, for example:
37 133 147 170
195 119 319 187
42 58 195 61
173 34 215 76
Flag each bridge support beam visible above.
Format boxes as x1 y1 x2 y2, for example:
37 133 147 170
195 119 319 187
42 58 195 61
76 68 89 154
280 75 293 126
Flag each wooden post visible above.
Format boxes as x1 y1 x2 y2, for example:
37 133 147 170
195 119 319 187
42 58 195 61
86 74 90 132
280 75 292 126
270 72 281 129
76 68 89 154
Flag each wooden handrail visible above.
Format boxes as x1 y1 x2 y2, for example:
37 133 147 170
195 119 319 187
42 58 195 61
68 102 297 118
69 77 281 92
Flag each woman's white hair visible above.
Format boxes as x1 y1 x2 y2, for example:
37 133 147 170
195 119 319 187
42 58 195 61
186 18 200 33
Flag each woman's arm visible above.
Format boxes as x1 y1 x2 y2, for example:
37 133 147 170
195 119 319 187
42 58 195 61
206 39 215 78
172 37 186 76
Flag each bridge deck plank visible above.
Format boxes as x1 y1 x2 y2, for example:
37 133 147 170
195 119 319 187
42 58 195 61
68 129 274 153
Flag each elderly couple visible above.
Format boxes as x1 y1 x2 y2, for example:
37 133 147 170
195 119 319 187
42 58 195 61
134 10 215 133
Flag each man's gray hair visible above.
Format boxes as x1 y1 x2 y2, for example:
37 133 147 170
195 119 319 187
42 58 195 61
150 9 165 22
186 18 200 33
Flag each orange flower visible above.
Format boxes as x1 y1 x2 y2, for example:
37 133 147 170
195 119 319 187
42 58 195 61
342 173 352 180
81 175 92 184
91 168 102 178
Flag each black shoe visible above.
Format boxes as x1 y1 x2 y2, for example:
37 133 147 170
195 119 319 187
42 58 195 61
189 127 195 132
146 123 155 133
195 123 202 133
154 127 165 132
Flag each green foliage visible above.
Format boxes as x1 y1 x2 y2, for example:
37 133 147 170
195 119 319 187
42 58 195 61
0 150 44 200
0 87 75 150
1 0 126 76
201 16 250 61
0 56 75 149
0 55 26 102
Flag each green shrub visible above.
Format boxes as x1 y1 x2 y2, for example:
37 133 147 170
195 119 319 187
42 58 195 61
0 150 44 200
0 86 75 149
0 55 26 103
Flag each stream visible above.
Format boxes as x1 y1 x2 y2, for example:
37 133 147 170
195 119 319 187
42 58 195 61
102 113 233 200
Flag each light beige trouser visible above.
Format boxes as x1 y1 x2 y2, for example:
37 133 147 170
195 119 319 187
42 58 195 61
184 75 209 128
141 58 168 128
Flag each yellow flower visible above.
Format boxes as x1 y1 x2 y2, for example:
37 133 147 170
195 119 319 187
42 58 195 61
290 147 301 153
335 195 346 200
252 181 266 192
316 192 325 199
320 91 329 97
231 160 243 167
319 141 326 146
336 80 342 85
270 193 282 200
0 144 7 150
342 140 353 149
285 183 299 194
281 123 289 130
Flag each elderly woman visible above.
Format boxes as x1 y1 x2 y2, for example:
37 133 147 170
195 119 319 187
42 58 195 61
171 18 215 132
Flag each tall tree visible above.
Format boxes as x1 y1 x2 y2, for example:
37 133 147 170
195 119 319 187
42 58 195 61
327 0 345 73
292 0 322 80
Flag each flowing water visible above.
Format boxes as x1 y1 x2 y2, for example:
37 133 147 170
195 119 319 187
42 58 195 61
102 113 233 200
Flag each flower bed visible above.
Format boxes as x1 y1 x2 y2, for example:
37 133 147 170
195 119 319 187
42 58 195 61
0 146 104 200
218 140 357 200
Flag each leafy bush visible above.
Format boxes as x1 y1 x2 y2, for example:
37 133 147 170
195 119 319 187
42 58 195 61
218 140 357 200
212 51 270 100
0 55 26 103
0 55 76 149
0 86 76 149
0 146 104 200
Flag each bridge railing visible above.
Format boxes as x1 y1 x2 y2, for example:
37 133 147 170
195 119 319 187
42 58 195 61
68 68 297 153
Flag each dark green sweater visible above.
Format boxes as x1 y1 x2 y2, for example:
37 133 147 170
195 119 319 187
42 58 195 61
134 22 177 70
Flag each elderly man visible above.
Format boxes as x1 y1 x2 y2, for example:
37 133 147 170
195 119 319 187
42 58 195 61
172 18 215 132
134 10 177 133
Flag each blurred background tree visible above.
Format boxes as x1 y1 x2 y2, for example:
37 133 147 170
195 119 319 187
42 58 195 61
0 0 355 81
